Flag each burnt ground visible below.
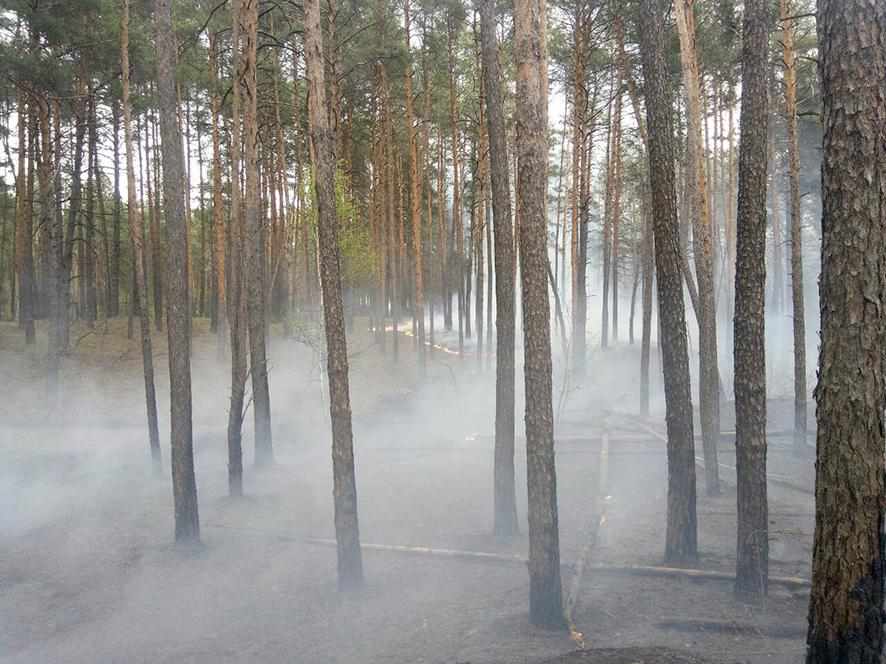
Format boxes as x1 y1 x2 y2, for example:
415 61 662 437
0 319 811 663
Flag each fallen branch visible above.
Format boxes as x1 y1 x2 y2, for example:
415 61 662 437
205 525 811 590
588 563 810 590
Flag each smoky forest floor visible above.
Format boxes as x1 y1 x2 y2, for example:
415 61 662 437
0 317 812 663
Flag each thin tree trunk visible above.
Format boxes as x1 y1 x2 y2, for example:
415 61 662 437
155 0 200 544
674 0 720 495
227 0 247 496
14 91 34 344
304 0 364 591
84 93 97 324
447 15 465 356
39 99 60 389
111 102 121 317
601 80 614 351
121 0 161 473
480 0 518 538
610 83 623 345
94 121 109 321
143 110 161 332
241 0 274 466
209 31 226 342
637 0 698 565
404 0 425 371
640 195 653 416
475 78 487 366
571 10 587 369
780 0 806 455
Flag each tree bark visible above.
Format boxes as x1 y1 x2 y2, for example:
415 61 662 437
610 82 623 345
447 15 465 355
570 4 587 371
674 0 720 495
733 0 769 597
779 0 806 455
146 104 164 332
404 0 426 371
154 0 200 544
209 32 226 343
304 0 364 591
637 0 698 565
226 0 247 497
640 193 653 417
514 0 565 629
479 0 518 538
84 93 98 324
806 1 886 660
121 0 161 473
14 91 35 344
241 0 274 466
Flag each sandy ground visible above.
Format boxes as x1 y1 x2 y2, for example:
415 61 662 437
0 318 811 663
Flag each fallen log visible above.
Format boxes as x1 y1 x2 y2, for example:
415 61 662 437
206 523 810 590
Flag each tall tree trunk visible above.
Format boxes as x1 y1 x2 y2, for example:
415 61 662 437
143 110 161 332
601 78 614 350
724 97 736 355
227 0 247 496
767 112 784 314
388 125 399 360
475 63 487 367
610 83 623 344
807 1 886 660
437 136 447 349
570 10 587 370
84 93 98 324
209 32 225 338
640 193 653 417
14 91 35 344
733 0 769 598
154 0 200 544
514 0 565 629
273 52 290 327
447 15 465 355
404 0 425 371
438 138 449 337
780 0 806 455
194 95 208 319
553 115 566 324
674 0 720 495
94 119 109 321
637 0 698 565
304 0 364 591
242 0 274 466
110 102 122 317
480 0 518 538
121 0 161 472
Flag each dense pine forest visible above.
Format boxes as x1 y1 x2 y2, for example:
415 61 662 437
0 0 883 662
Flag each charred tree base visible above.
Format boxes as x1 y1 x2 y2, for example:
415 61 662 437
228 467 243 497
151 452 162 478
493 505 519 539
734 565 768 600
174 517 200 546
663 550 699 569
336 547 365 593
529 583 567 630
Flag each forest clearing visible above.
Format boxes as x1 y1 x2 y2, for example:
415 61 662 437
0 0 884 662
